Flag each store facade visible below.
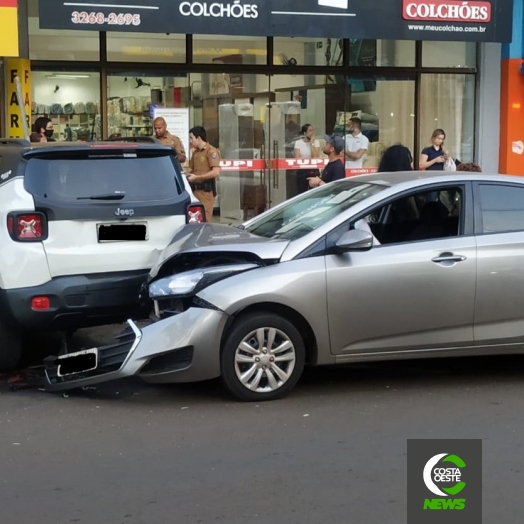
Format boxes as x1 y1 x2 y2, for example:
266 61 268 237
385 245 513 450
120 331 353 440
500 0 524 176
3 0 514 222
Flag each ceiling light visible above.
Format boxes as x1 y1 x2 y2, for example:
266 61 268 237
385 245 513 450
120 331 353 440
45 74 90 79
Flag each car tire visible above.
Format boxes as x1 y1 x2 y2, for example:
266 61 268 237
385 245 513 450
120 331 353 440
220 312 306 402
0 320 22 372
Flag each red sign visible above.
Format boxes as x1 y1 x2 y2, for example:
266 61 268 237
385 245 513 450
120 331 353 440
402 0 492 22
217 158 377 178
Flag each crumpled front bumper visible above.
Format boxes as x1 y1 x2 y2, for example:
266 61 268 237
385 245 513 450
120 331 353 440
43 307 229 392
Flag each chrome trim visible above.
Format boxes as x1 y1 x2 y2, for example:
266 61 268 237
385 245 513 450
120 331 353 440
122 319 143 366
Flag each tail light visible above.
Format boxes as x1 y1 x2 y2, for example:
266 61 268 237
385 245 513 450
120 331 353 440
7 212 48 242
186 204 206 224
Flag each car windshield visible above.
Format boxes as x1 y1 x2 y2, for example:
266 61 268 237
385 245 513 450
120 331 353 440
245 180 386 240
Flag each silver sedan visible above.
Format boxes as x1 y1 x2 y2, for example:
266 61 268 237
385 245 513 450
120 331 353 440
44 171 524 401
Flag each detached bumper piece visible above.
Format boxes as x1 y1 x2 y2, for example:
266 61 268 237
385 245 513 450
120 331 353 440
43 320 142 392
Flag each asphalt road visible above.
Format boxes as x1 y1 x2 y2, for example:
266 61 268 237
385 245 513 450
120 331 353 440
1 327 524 524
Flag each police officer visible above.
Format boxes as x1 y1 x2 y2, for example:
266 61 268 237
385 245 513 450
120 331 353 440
186 126 220 222
153 117 187 164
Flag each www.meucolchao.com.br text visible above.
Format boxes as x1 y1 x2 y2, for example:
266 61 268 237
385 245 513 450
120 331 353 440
407 24 487 32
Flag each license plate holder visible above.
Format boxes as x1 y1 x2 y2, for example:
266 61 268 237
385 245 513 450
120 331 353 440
97 222 148 242
57 348 99 377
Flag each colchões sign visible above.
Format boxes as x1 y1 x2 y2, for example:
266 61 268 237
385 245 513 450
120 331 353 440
39 0 514 43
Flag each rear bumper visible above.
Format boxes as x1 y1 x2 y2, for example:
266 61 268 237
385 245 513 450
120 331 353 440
43 308 228 392
0 270 150 331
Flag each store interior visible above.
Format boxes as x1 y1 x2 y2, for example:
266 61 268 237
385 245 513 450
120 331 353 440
26 0 477 222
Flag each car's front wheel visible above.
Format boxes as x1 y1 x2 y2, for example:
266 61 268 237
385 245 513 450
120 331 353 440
220 312 306 402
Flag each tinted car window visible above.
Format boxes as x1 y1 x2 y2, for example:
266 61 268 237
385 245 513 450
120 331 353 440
24 153 182 203
479 184 524 233
363 186 462 244
246 181 386 241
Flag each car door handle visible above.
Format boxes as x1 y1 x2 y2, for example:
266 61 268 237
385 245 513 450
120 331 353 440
431 253 467 264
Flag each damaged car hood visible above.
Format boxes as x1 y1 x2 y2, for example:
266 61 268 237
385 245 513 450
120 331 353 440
149 223 290 280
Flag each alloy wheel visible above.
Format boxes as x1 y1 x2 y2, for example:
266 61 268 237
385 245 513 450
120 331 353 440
234 327 296 393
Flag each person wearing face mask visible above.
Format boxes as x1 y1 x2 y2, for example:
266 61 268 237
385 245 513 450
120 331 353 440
294 123 321 194
30 117 55 143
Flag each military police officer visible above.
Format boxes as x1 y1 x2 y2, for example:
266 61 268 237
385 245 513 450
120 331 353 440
186 126 220 222
153 117 187 164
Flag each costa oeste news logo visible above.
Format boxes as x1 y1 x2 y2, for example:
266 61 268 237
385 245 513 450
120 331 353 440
407 440 482 524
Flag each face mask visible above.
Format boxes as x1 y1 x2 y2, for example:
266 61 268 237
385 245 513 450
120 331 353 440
44 129 54 138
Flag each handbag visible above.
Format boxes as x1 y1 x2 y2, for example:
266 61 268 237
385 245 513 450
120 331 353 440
444 158 456 172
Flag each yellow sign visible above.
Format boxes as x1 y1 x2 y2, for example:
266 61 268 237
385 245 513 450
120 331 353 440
0 0 19 56
6 58 31 139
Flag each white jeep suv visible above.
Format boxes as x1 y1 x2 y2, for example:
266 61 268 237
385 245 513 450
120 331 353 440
0 138 204 370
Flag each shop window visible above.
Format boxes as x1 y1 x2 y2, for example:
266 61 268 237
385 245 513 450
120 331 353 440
341 77 416 166
107 33 186 63
31 71 101 141
357 40 416 67
193 35 267 65
28 0 99 61
271 75 415 156
273 38 343 67
422 42 477 68
419 74 475 164
106 73 189 138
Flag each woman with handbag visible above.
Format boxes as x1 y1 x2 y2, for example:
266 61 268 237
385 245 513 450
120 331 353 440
419 129 455 171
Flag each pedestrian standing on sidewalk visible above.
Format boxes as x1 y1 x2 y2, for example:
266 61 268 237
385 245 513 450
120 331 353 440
186 126 220 222
344 117 369 171
456 162 482 172
30 117 54 143
419 129 451 171
378 144 414 172
307 134 345 188
294 123 321 194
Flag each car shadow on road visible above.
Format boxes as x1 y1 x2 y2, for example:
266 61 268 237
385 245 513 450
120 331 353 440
26 354 524 406
8 326 524 405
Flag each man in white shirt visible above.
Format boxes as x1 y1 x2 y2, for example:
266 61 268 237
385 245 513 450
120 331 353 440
344 117 369 170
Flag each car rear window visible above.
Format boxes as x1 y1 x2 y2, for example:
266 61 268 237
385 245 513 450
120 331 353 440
24 151 183 203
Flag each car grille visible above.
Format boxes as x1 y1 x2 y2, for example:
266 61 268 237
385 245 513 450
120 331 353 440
44 331 136 386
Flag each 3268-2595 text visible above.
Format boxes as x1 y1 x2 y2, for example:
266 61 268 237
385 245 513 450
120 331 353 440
71 11 141 26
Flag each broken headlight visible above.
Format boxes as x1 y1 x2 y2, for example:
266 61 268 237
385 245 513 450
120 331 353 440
148 263 259 300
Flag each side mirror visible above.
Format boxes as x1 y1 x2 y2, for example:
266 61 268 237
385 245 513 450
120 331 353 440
335 229 373 252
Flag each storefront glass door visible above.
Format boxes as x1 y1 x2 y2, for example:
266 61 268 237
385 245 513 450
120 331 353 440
190 73 271 224
105 71 415 224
